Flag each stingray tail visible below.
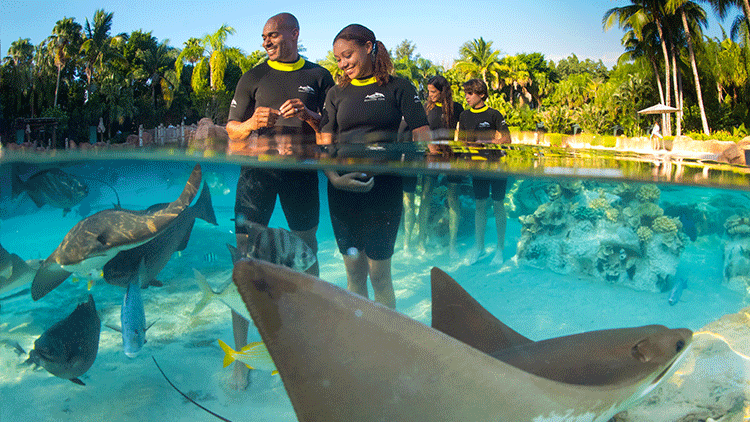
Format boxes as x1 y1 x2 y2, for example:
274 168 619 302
194 182 218 226
217 339 236 368
191 269 215 315
152 356 233 422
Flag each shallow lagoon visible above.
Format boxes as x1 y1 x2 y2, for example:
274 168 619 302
0 146 748 421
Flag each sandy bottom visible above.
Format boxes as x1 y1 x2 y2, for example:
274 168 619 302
0 161 745 421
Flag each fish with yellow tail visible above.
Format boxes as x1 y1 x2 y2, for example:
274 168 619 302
217 339 278 375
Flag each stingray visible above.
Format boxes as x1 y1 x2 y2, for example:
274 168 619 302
31 164 202 300
232 258 692 422
0 243 42 297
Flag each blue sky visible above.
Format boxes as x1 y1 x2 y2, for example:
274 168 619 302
1 0 735 68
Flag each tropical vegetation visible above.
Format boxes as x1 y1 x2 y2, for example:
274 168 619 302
2 3 750 146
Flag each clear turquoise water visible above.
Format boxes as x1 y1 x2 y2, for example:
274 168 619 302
0 150 747 421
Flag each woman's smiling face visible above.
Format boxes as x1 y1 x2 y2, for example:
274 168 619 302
333 38 373 80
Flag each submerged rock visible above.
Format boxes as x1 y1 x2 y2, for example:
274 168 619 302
514 182 686 292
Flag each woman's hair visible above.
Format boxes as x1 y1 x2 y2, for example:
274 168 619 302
463 78 488 100
426 75 454 129
333 24 392 86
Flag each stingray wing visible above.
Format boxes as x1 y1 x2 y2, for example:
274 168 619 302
431 267 532 353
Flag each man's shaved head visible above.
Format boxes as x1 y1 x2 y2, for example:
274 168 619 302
268 13 299 32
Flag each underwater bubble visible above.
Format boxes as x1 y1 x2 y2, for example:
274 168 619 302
235 214 246 226
346 247 359 256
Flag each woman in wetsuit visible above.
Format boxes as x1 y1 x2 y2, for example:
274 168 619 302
423 75 464 258
319 24 430 308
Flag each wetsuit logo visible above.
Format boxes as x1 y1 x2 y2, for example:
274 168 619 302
230 99 238 108
479 122 491 128
413 95 420 103
298 86 315 94
364 93 386 102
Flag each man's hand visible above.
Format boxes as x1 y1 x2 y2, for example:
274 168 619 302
280 99 309 120
251 107 281 129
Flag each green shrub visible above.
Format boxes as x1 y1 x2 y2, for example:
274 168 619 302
545 133 564 147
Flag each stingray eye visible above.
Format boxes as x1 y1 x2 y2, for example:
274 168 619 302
675 339 685 353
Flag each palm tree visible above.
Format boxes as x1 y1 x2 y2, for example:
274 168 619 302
48 17 83 107
202 24 235 91
709 0 750 39
81 9 117 87
666 0 710 134
5 38 35 115
318 50 344 82
133 41 178 109
497 55 531 106
604 1 675 135
453 37 502 89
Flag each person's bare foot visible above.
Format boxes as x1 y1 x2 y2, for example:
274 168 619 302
230 362 249 390
465 247 484 265
490 251 504 266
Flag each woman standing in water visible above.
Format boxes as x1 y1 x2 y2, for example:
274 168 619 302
423 75 464 258
319 24 430 308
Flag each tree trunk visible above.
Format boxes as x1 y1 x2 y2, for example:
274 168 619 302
655 19 672 136
681 9 710 135
671 43 681 137
54 64 62 107
743 0 750 41
650 56 665 105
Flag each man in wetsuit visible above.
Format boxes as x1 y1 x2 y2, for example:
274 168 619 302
225 12 334 390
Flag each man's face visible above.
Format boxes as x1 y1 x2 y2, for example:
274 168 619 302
262 19 299 62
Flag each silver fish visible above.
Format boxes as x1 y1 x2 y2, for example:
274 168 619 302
668 277 687 306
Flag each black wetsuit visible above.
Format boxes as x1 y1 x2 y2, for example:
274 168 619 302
321 76 428 260
458 106 510 201
229 58 334 232
427 101 463 141
429 101 465 184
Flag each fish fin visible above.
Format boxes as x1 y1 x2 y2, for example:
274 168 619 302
148 279 163 288
239 341 264 352
271 370 279 376
70 378 85 386
176 224 193 252
105 323 122 333
244 364 255 370
191 269 215 315
8 253 30 278
217 339 236 368
174 164 202 209
10 341 26 356
194 182 218 226
87 278 95 290
430 267 532 354
31 259 72 301
226 244 242 264
11 173 25 198
145 319 159 332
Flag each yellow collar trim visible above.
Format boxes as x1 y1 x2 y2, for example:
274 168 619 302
351 76 377 86
268 57 305 72
434 102 443 107
470 105 489 113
